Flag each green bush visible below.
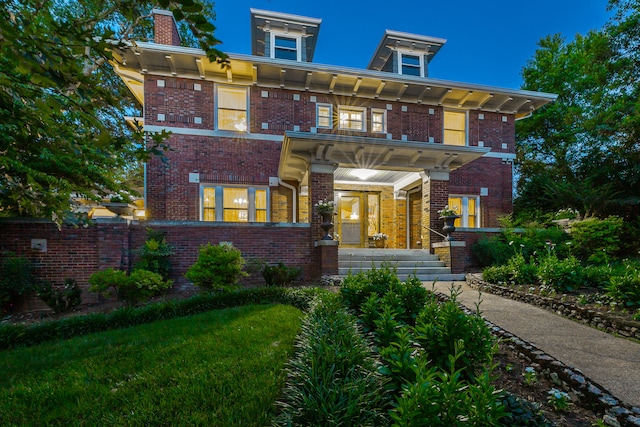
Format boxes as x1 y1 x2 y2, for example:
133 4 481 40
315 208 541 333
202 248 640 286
119 269 173 305
135 228 174 280
536 255 584 292
261 262 302 287
0 287 327 350
413 292 496 377
0 253 36 312
184 242 247 291
570 216 624 264
472 235 512 267
606 260 640 308
482 254 538 286
275 295 390 426
482 264 512 285
89 268 172 305
582 264 614 289
37 279 82 313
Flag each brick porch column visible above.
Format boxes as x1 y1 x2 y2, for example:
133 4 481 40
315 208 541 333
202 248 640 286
308 162 338 278
421 171 449 252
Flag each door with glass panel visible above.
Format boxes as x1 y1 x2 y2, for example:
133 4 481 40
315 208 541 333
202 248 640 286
336 192 380 248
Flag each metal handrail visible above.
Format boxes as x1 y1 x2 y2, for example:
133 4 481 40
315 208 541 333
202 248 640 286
422 225 447 239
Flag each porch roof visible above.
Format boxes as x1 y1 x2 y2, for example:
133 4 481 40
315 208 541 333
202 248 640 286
280 131 490 184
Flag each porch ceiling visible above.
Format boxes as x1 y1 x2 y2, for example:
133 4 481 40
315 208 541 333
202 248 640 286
280 131 490 184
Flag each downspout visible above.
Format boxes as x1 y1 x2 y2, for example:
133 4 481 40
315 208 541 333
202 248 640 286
278 178 297 223
406 186 421 249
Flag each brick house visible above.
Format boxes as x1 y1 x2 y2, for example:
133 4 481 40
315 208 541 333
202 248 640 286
106 9 556 278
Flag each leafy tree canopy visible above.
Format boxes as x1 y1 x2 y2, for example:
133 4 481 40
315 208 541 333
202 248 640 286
0 0 225 224
515 0 639 221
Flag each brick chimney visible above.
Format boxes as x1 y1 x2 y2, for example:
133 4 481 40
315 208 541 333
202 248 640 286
153 9 181 46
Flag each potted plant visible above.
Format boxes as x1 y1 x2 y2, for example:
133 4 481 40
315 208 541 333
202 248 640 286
437 205 460 241
314 199 336 240
372 232 388 248
103 192 137 216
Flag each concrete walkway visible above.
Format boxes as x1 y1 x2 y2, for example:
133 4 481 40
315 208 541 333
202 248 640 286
430 281 640 408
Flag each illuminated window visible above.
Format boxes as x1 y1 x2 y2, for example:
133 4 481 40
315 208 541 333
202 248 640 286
217 86 248 132
371 109 386 133
399 52 423 77
201 186 269 222
317 103 332 128
272 35 299 61
444 110 467 146
338 106 366 131
448 195 479 228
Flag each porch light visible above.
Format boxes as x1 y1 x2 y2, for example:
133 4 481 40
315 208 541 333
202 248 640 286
351 168 377 180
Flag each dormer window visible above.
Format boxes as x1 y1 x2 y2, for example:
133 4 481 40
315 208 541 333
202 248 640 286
399 51 424 77
272 34 300 61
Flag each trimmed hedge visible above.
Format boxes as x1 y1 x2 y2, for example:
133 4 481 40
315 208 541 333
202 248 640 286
0 287 326 350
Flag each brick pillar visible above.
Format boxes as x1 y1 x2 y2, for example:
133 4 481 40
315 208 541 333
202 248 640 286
309 163 337 278
421 171 449 252
153 9 182 46
96 219 132 272
432 241 466 274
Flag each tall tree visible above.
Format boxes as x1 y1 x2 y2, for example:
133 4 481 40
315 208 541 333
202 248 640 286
515 0 639 220
0 0 225 223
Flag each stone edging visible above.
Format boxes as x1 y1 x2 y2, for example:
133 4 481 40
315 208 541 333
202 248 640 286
461 275 640 427
465 274 640 341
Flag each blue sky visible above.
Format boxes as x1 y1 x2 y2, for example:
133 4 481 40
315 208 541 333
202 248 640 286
213 0 611 90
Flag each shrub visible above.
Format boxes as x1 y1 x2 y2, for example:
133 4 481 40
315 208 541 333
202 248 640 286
537 255 584 292
413 292 496 377
135 228 174 280
119 269 173 305
482 254 538 286
0 253 36 312
472 235 513 267
606 260 640 308
570 216 624 264
37 279 82 313
88 268 128 298
184 243 247 291
582 264 614 289
261 262 302 287
89 268 172 305
275 295 390 426
482 264 512 285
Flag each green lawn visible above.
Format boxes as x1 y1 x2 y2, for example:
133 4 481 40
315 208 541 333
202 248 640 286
0 304 302 426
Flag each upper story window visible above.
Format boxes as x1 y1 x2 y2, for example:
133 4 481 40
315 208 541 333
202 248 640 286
339 106 366 132
371 109 387 133
443 110 467 146
217 86 248 132
316 103 332 129
271 33 301 61
399 51 424 77
448 195 479 228
201 185 269 222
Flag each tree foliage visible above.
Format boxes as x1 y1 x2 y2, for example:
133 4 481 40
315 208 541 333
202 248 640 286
515 0 640 220
0 0 225 223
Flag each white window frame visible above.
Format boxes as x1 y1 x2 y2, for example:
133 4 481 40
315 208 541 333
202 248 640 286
215 85 249 132
200 185 270 222
449 195 480 228
316 103 333 129
371 108 387 133
270 32 302 61
443 109 468 146
398 50 425 77
338 106 367 132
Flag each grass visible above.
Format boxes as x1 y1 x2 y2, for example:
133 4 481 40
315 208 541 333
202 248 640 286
0 304 302 426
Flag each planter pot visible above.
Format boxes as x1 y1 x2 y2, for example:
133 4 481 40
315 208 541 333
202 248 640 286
319 212 334 240
103 202 136 216
440 215 460 241
374 239 386 248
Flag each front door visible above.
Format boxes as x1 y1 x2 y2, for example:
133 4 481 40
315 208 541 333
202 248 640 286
336 191 380 248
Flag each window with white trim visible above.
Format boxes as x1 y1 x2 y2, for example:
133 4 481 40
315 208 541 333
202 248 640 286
217 86 248 132
201 185 269 222
399 52 423 77
443 110 467 146
338 106 366 131
371 109 386 133
316 103 332 129
448 195 479 228
271 34 301 61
